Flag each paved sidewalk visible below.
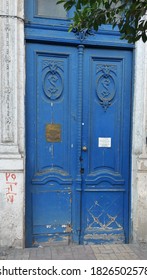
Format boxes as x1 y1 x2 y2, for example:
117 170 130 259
0 244 147 260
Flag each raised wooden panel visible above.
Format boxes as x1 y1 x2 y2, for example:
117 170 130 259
81 191 125 244
82 50 126 186
33 52 72 183
89 59 123 176
32 191 71 234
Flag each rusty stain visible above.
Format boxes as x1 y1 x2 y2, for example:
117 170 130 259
65 224 72 233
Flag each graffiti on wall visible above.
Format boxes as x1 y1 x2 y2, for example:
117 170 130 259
5 172 17 203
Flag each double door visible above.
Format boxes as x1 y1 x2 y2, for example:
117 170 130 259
26 43 132 247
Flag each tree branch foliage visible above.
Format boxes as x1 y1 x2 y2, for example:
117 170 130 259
57 0 147 43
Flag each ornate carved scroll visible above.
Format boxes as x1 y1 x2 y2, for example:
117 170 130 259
42 60 64 101
96 65 117 111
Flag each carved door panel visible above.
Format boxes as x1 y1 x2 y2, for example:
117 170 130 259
26 43 132 246
26 43 79 247
80 48 132 243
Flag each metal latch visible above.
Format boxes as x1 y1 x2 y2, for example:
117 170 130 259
80 168 84 174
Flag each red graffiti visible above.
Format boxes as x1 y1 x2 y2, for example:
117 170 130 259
5 173 17 204
5 172 16 181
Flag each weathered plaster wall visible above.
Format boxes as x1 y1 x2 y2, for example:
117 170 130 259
0 0 25 247
0 172 24 247
132 40 147 243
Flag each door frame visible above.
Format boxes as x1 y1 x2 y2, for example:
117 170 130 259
25 42 133 247
25 0 134 247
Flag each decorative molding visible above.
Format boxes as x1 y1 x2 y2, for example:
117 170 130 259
96 65 117 111
42 60 64 101
73 28 94 41
0 1 13 143
77 45 84 180
0 158 23 170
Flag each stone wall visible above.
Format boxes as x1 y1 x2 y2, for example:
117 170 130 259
132 40 147 243
0 0 25 247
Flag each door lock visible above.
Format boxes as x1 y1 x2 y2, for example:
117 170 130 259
80 168 84 174
82 146 88 151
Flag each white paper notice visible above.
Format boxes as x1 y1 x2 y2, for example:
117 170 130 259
98 137 111 148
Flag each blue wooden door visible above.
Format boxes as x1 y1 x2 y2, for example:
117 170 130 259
26 43 132 246
80 48 132 244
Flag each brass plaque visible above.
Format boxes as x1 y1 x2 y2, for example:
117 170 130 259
46 124 61 142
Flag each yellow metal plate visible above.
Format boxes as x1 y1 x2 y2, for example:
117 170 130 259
46 124 61 142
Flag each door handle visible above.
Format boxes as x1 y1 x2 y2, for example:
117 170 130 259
82 146 88 151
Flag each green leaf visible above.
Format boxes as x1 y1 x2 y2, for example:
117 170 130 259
56 0 65 4
56 0 147 43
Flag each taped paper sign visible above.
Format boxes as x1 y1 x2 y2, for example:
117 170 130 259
98 137 111 148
